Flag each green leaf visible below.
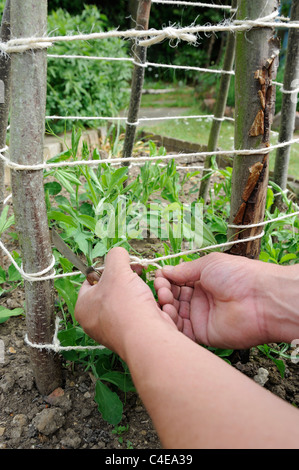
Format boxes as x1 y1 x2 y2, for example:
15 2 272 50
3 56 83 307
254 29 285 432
57 326 79 346
108 167 128 192
55 277 78 321
46 149 72 163
58 170 82 186
57 325 85 346
8 263 22 282
272 358 286 379
58 256 74 273
44 181 62 196
79 202 94 217
92 241 107 258
48 210 77 228
71 127 82 158
75 214 96 232
73 230 89 256
259 251 270 262
0 205 14 235
56 172 76 194
0 306 23 324
0 266 6 283
100 371 136 392
266 187 274 210
280 253 297 264
94 379 123 425
209 347 234 358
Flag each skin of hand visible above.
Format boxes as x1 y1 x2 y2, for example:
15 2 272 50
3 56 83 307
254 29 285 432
155 252 299 349
74 247 299 449
76 247 299 355
74 247 176 359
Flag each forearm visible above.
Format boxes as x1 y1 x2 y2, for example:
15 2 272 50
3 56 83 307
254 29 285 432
122 311 299 449
261 263 299 344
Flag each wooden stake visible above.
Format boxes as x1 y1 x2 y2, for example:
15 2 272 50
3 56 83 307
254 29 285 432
227 0 280 259
122 0 152 166
0 0 11 222
10 0 62 395
273 0 299 207
198 0 237 203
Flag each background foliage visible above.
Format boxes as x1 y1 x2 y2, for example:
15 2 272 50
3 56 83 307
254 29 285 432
46 5 132 134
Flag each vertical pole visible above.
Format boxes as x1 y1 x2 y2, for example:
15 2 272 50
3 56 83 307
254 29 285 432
10 0 62 395
0 0 11 221
198 0 237 202
273 0 299 205
227 0 279 259
122 0 152 166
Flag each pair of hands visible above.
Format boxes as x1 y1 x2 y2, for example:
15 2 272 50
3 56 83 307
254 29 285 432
75 247 272 355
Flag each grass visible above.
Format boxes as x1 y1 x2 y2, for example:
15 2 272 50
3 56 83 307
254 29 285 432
139 84 299 180
141 85 196 109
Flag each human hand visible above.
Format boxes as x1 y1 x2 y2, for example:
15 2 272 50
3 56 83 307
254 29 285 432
154 252 277 349
74 247 175 358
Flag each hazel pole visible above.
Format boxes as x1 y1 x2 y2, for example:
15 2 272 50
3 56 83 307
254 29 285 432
10 0 62 395
273 0 299 208
0 0 11 226
122 0 152 168
198 0 237 203
227 0 280 260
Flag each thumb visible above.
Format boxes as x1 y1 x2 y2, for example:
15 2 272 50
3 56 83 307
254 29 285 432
103 246 132 281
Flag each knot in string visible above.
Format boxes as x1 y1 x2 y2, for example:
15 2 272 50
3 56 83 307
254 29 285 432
139 26 197 47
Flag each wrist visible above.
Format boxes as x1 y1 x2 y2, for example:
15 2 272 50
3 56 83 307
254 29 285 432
121 309 178 364
259 264 299 344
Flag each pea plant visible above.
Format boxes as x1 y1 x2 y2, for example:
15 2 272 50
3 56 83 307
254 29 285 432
0 204 24 324
259 182 299 266
44 129 299 423
42 127 222 424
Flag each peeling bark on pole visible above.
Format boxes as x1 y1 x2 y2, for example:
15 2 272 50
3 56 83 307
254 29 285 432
0 0 11 219
122 0 152 167
227 0 280 259
273 0 299 204
10 0 62 395
198 0 237 202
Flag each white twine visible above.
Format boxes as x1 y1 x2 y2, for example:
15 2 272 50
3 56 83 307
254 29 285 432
48 54 235 76
272 81 299 95
1 138 299 171
24 316 106 352
47 54 299 97
0 238 56 282
0 13 297 54
139 27 197 47
45 55 293 95
1 40 53 54
44 114 234 124
151 0 233 10
130 231 266 267
16 209 297 355
227 211 299 230
3 193 12 205
129 162 206 171
2 208 299 284
279 86 299 95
